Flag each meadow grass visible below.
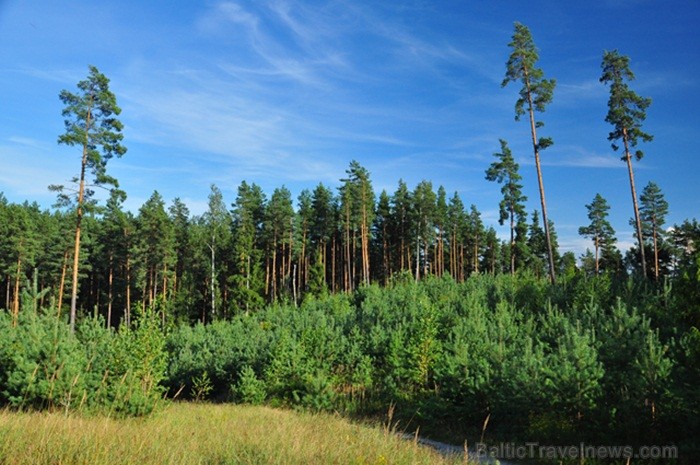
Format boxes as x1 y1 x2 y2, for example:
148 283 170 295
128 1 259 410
0 402 466 464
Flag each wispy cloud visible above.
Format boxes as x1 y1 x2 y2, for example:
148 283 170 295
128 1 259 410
556 78 607 105
536 146 626 168
0 140 77 200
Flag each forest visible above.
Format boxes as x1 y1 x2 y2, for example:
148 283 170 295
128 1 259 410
1 22 699 462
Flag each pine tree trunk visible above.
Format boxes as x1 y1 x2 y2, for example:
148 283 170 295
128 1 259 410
12 254 22 327
415 231 420 282
423 240 428 278
524 69 556 284
652 219 659 281
57 249 68 319
594 235 600 276
162 262 168 301
281 242 286 292
69 99 92 333
344 211 351 293
210 239 216 317
382 224 389 284
107 252 114 328
433 242 438 277
70 201 84 332
152 267 158 308
509 208 515 275
147 266 154 308
319 241 326 290
6 275 10 311
125 253 131 327
300 228 306 293
623 128 647 277
331 236 336 293
351 232 357 290
288 225 294 281
450 230 456 279
362 208 370 286
271 237 277 302
292 264 297 306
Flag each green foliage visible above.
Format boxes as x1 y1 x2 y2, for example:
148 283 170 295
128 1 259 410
579 193 618 275
502 22 556 123
77 308 167 416
232 366 266 405
190 371 213 401
0 311 86 411
3 268 700 452
56 65 126 187
600 50 653 158
0 305 166 417
485 139 527 274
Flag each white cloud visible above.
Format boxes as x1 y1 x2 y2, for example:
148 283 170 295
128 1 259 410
0 142 80 200
556 79 607 105
537 146 626 168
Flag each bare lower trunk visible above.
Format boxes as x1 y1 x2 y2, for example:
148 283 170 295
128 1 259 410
300 230 306 294
524 69 556 284
415 233 420 282
510 209 515 275
534 152 556 284
70 100 92 333
5 275 10 311
271 238 277 301
125 254 131 327
652 223 659 281
69 215 82 332
331 237 336 293
12 254 22 327
623 128 647 277
209 239 215 318
107 253 113 328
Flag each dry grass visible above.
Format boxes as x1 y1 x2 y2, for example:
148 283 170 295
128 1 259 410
0 402 467 464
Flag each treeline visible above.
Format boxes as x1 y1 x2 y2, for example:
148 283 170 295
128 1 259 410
1 166 696 328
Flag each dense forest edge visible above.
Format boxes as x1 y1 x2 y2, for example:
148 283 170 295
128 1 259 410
2 22 700 464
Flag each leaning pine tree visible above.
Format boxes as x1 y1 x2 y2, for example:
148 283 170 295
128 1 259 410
600 50 653 278
502 22 557 284
51 65 126 332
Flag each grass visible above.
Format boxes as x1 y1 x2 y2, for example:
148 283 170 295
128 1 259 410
0 402 468 464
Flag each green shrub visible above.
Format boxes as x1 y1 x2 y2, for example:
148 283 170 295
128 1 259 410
232 365 266 405
0 311 87 411
105 309 167 415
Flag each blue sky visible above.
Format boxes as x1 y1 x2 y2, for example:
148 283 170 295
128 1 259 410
1 0 698 257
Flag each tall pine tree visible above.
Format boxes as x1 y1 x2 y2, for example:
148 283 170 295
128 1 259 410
503 22 557 283
53 65 126 331
600 50 653 278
